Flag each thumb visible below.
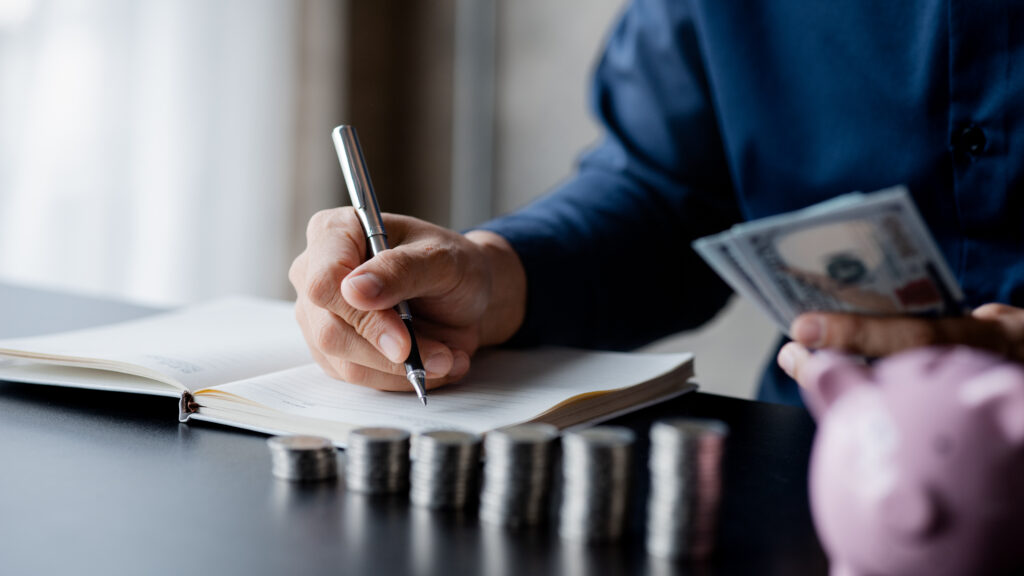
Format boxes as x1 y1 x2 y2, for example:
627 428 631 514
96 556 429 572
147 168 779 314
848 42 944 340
341 242 461 311
972 302 1023 321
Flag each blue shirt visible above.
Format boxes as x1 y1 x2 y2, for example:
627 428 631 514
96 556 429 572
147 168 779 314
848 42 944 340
479 0 1024 405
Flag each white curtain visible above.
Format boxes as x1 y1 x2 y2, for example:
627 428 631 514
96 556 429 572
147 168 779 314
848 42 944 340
0 0 301 305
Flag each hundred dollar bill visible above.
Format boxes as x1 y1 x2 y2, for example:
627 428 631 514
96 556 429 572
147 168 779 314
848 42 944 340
692 234 791 332
694 186 964 332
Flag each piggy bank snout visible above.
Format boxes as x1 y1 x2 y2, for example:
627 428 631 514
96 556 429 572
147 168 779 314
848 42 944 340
880 482 938 539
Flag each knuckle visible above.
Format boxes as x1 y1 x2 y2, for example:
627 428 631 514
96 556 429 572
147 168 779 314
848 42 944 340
307 208 339 235
313 320 342 353
306 269 342 308
306 209 333 239
429 242 464 280
427 241 459 269
352 310 387 341
418 241 463 293
307 207 358 242
829 315 863 349
379 249 415 281
287 254 305 289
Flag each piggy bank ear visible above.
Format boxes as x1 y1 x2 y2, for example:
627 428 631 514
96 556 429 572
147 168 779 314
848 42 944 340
958 365 1024 446
799 351 873 419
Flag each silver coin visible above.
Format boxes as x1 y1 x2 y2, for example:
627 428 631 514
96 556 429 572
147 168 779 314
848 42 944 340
267 435 338 482
479 423 558 528
645 418 728 560
409 430 481 510
557 426 634 543
344 427 411 494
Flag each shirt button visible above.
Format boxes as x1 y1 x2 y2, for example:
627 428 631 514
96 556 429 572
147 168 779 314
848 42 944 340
955 125 987 157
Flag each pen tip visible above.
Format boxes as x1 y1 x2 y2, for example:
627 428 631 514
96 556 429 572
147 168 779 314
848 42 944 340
407 370 428 407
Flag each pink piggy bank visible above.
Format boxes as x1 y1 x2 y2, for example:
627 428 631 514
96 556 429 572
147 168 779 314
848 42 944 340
800 346 1024 576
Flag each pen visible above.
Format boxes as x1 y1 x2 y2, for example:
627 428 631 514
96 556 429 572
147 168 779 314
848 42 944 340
332 125 429 406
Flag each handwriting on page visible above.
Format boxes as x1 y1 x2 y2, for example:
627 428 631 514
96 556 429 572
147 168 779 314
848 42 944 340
143 355 203 375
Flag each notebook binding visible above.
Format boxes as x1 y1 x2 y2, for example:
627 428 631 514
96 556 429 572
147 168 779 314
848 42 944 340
178 391 199 422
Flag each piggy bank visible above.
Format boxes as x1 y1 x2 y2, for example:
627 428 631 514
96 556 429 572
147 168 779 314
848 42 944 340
799 346 1024 576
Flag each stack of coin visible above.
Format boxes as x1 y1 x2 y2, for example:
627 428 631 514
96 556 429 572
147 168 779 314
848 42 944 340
410 430 481 509
645 418 728 560
558 426 635 542
267 435 338 481
479 423 559 527
345 427 411 494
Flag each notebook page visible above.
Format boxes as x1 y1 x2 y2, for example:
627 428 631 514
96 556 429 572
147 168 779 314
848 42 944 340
0 297 311 391
202 348 693 434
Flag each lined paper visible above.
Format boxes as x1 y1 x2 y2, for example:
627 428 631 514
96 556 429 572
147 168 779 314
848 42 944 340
203 349 693 434
0 297 311 391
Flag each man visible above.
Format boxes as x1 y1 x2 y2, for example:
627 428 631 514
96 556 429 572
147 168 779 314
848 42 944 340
289 0 1024 405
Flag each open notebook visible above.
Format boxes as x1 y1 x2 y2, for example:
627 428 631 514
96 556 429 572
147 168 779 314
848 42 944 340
0 298 695 446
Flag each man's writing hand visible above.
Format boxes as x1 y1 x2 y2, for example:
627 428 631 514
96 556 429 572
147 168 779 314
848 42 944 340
778 304 1024 387
289 208 526 391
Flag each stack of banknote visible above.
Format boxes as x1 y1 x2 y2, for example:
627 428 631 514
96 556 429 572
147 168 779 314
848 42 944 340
693 186 964 333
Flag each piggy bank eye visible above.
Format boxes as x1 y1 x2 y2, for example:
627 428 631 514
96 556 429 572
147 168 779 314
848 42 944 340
933 435 954 456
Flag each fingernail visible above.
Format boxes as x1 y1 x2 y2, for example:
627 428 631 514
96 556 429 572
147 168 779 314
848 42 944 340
424 352 452 377
379 332 403 363
347 273 383 299
778 346 795 375
792 316 824 347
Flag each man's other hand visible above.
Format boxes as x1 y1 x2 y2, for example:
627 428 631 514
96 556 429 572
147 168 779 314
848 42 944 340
778 303 1024 387
289 208 526 391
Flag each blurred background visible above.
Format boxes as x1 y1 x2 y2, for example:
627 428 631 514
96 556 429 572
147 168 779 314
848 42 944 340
0 0 776 398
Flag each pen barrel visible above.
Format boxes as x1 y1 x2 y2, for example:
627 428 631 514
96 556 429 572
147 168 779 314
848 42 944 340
368 234 390 257
332 124 429 406
333 125 387 238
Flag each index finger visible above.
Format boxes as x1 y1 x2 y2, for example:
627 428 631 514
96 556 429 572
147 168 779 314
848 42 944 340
791 312 1009 358
302 207 367 313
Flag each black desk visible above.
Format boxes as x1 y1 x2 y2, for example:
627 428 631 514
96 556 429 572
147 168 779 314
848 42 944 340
0 283 828 575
